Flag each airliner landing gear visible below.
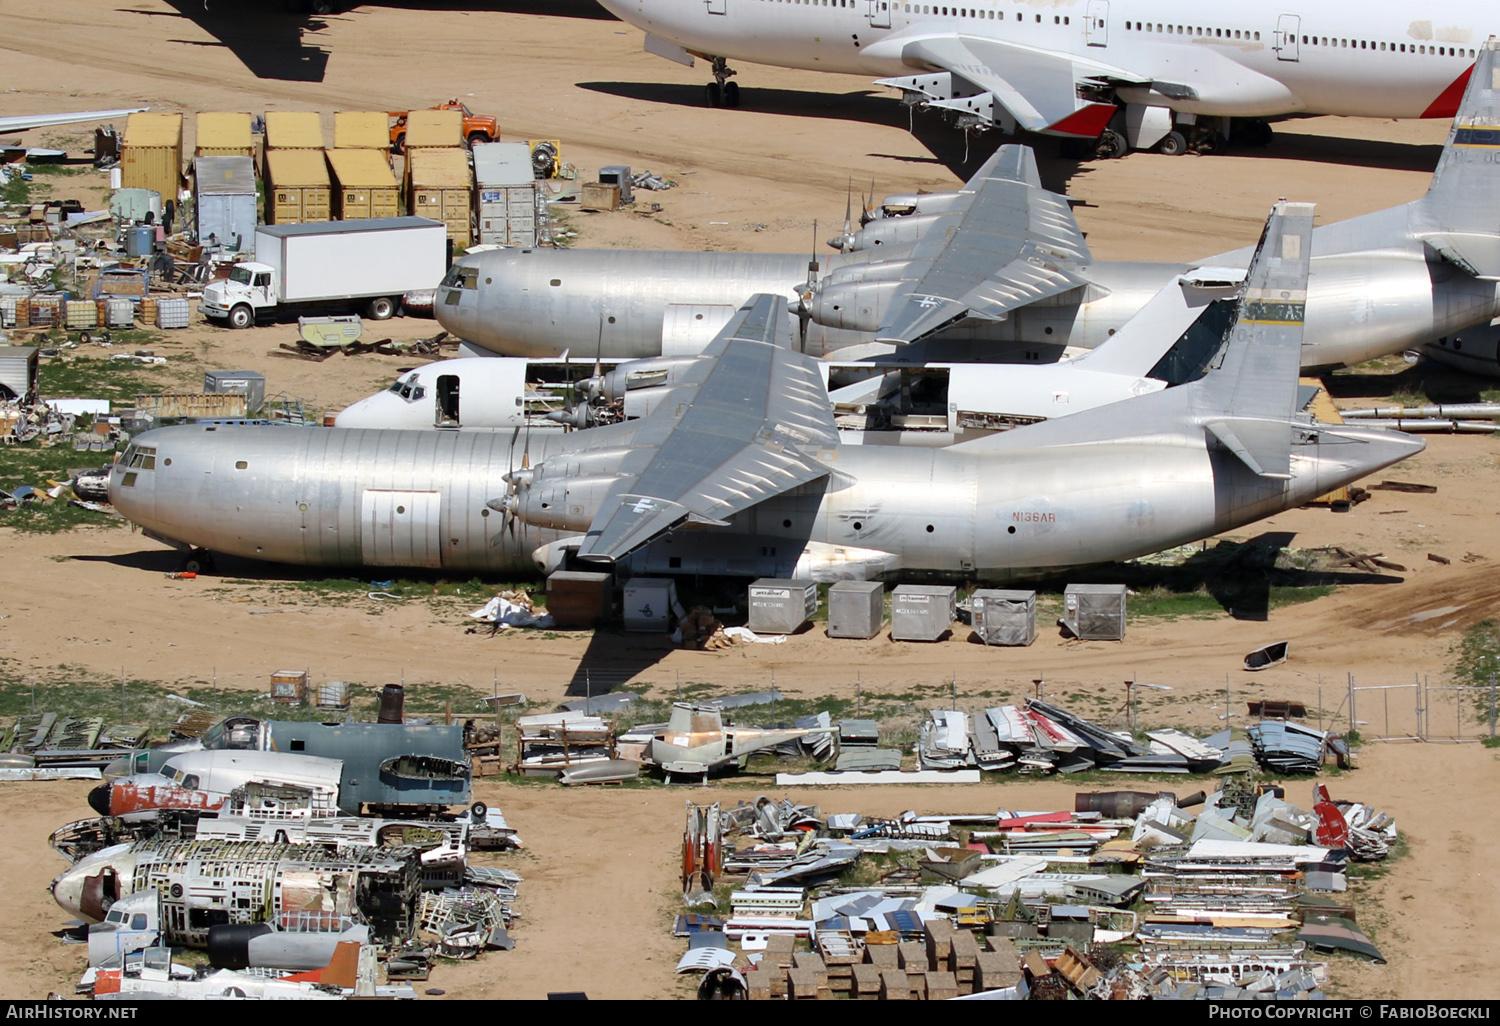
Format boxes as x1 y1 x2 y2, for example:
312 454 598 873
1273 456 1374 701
705 57 739 108
1093 129 1128 160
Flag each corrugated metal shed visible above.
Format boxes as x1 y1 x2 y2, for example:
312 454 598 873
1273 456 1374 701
264 110 324 149
195 157 257 254
195 155 256 195
0 347 39 402
403 109 463 149
195 112 253 156
333 111 390 150
123 111 182 148
472 142 533 186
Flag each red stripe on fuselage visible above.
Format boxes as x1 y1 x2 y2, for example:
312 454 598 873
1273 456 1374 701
1423 64 1475 119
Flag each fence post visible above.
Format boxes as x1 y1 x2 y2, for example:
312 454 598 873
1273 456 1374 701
1347 672 1356 735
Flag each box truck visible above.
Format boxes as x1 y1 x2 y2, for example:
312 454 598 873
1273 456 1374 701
200 216 447 328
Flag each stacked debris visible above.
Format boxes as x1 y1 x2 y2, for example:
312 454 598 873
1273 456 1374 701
671 781 1395 1001
513 710 614 776
1244 719 1331 774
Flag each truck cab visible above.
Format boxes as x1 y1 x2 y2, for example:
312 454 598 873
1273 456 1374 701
201 263 277 329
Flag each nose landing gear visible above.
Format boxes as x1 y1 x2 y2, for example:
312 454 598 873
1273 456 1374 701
705 57 741 108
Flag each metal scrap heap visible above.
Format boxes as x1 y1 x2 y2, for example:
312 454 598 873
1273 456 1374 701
673 781 1396 1000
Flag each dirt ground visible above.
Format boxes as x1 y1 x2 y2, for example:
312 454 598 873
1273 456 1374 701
2 0 1499 1002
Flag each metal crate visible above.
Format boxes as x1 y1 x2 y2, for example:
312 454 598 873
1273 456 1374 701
827 580 883 639
270 669 309 705
204 370 266 414
971 589 1036 646
1062 584 1127 640
890 585 957 642
746 578 817 635
622 578 676 632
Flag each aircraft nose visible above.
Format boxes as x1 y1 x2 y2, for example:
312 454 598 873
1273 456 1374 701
333 395 388 429
87 782 112 817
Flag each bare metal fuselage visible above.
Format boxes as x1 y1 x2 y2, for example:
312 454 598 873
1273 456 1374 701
110 421 1416 579
439 203 1500 370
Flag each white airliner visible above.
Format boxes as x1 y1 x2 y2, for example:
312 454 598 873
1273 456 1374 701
597 0 1491 153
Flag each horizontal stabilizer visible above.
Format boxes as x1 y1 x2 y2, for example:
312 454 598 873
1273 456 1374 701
1204 418 1295 480
1419 231 1500 280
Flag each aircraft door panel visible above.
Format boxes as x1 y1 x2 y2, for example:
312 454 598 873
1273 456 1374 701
1275 15 1300 61
1086 0 1108 46
437 375 460 427
360 489 442 568
867 0 890 29
706 0 726 14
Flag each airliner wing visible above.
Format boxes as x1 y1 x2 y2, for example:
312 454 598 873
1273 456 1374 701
0 108 145 136
884 35 1142 136
875 144 1093 343
576 294 840 563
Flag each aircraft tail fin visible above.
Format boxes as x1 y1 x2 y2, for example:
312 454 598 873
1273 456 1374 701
1069 269 1242 379
1419 37 1500 278
1192 201 1316 479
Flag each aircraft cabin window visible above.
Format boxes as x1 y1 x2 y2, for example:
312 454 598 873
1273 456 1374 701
182 775 199 790
550 278 562 286
1253 31 1259 40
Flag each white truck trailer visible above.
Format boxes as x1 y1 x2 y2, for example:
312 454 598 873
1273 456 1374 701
201 216 448 329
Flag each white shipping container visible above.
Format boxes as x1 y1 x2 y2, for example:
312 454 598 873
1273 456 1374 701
256 217 448 304
104 297 135 328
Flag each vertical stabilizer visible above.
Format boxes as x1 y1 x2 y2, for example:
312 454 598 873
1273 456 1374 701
1194 201 1316 479
1419 37 1500 278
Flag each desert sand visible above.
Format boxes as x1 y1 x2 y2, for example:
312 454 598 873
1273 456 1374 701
1 0 1498 1001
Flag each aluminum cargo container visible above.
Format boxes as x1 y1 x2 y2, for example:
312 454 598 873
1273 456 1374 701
263 111 323 150
204 370 266 413
622 578 675 632
0 347 38 402
746 578 817 635
333 111 390 152
890 584 957 642
971 589 1036 646
1062 583 1127 640
264 149 330 224
120 112 182 206
402 109 463 149
406 147 472 247
110 188 162 224
326 148 401 220
827 580 884 639
194 112 254 157
546 570 612 628
472 142 533 187
154 297 191 329
599 165 633 203
194 156 257 254
477 184 537 246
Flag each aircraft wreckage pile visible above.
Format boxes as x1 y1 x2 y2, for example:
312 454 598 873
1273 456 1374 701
675 781 1396 1001
43 708 524 1000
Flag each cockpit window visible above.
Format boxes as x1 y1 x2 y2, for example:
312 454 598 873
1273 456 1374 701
440 265 479 290
124 445 156 470
386 375 426 402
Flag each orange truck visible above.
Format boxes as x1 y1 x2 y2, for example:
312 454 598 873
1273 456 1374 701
388 100 497 152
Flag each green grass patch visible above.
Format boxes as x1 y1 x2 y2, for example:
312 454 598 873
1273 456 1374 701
2 174 29 205
38 353 174 402
24 164 88 177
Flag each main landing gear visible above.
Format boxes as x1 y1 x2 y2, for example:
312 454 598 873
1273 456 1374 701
705 57 741 108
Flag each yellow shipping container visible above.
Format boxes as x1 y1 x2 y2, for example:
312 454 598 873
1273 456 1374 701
264 111 324 149
402 109 463 150
121 112 183 204
264 148 331 225
406 148 472 247
333 111 390 152
326 148 401 220
196 112 254 157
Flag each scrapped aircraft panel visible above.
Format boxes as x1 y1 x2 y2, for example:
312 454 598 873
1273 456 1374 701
360 489 442 567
